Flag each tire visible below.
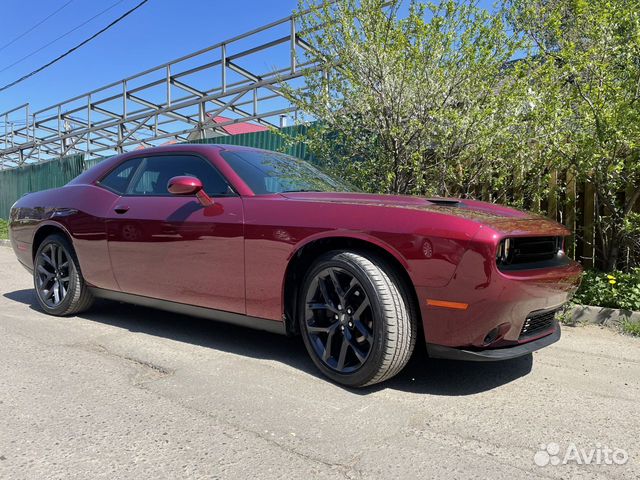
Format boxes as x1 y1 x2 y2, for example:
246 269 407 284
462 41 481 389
299 250 417 387
33 233 94 316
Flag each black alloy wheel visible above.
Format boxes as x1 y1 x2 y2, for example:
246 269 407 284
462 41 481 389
304 265 374 373
35 241 71 308
299 250 417 387
33 234 94 316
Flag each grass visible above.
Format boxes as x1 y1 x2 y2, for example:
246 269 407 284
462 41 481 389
0 219 7 240
622 320 640 337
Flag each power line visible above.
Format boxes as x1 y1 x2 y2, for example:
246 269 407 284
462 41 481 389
0 0 75 54
0 0 127 75
0 0 150 94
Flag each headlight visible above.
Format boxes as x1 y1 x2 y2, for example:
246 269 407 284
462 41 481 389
496 238 512 264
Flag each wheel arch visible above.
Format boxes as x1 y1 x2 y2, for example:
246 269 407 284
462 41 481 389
282 234 421 336
32 221 74 260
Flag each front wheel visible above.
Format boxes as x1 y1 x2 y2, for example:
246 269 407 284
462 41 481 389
299 250 417 387
33 233 94 316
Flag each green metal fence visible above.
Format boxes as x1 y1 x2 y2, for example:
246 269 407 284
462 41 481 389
0 155 85 219
0 125 310 219
191 124 310 159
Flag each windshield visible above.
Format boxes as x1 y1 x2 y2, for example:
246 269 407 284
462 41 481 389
220 149 354 195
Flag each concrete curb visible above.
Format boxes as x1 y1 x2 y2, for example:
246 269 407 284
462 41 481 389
0 239 10 248
568 304 640 328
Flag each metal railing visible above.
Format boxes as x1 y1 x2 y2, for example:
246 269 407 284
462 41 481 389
0 12 321 169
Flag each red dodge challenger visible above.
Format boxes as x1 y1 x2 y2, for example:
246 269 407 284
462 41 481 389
8 144 582 387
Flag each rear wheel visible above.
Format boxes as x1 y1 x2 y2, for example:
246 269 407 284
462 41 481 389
33 233 94 316
299 250 417 387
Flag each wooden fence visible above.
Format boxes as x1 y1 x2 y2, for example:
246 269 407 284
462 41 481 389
545 172 638 270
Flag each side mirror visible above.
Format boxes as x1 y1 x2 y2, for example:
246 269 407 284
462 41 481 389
167 176 202 195
167 176 213 207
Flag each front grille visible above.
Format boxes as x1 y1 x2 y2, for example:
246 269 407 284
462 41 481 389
497 236 565 270
519 309 557 340
512 236 561 263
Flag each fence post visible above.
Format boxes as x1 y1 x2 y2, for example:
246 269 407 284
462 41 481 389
582 181 595 268
548 170 558 220
565 169 577 259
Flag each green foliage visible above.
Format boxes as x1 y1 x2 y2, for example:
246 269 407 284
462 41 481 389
573 269 640 311
0 219 7 240
622 320 640 337
506 0 640 270
287 0 535 198
285 0 640 271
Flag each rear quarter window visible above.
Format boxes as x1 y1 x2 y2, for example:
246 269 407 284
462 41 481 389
98 158 142 194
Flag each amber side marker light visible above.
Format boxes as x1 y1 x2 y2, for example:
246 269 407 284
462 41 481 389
426 299 469 310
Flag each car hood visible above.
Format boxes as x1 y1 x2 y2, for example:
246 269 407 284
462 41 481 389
278 192 570 237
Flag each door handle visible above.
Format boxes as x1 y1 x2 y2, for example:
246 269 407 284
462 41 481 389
114 205 130 214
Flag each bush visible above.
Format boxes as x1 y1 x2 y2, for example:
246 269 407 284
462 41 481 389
0 219 7 240
573 269 640 312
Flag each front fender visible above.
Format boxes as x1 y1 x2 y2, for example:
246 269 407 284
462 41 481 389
287 229 411 271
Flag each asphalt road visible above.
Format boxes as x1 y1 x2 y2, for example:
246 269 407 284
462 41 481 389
0 246 638 479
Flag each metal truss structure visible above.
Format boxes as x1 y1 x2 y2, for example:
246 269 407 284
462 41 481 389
0 13 320 169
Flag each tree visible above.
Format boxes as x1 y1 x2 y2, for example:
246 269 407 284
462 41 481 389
286 0 640 271
506 0 640 270
286 0 531 199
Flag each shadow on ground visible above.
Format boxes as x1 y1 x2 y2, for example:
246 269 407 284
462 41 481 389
4 288 533 396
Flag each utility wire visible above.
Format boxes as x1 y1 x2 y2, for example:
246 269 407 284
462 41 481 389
0 0 150 94
0 0 75 54
0 0 127 75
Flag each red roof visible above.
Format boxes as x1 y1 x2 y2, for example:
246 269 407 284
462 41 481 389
207 115 268 135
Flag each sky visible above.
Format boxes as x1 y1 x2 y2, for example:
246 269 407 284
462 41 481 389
0 0 494 122
0 0 300 115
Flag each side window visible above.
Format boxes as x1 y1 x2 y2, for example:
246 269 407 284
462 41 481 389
128 155 231 196
98 158 142 194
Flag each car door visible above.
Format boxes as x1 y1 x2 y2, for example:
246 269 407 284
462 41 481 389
103 153 245 314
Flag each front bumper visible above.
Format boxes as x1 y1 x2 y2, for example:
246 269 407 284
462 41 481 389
417 242 581 348
426 322 561 361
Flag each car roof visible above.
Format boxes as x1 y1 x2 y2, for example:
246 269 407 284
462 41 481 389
122 143 270 155
67 143 275 189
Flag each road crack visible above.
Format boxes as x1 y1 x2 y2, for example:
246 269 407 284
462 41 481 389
66 342 174 386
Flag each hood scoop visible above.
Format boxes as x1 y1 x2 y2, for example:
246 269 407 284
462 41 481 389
427 198 462 207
